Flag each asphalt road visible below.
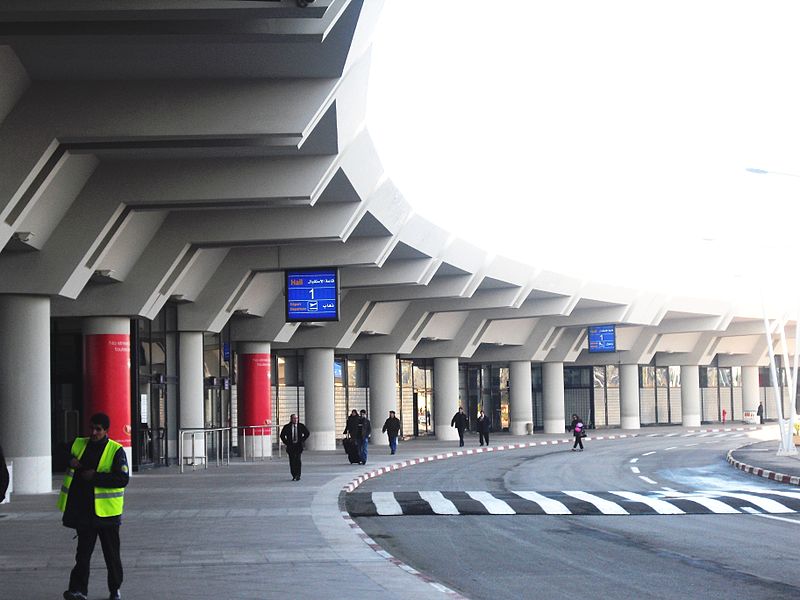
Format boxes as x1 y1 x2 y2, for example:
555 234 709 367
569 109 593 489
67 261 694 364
352 431 800 600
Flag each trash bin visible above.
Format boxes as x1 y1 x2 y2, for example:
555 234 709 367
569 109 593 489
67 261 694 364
525 422 533 435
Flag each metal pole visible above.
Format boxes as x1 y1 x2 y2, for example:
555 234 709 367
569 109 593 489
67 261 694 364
763 314 792 454
179 430 184 474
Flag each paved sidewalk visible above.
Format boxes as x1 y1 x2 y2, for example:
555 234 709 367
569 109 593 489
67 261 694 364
727 426 800 486
0 425 768 599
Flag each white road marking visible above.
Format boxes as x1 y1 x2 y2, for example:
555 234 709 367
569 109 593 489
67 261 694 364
665 446 678 450
661 487 677 492
660 491 740 514
638 476 658 485
418 491 459 515
563 491 629 515
629 458 639 463
665 433 679 437
684 443 698 447
372 492 403 516
610 491 685 514
630 467 641 474
742 506 800 524
642 451 656 456
760 490 800 501
703 491 794 514
511 490 571 514
466 491 515 514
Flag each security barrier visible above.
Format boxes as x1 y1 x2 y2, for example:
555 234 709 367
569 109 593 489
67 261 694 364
178 427 231 473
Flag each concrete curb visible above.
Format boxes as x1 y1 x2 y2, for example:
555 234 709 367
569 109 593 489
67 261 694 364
727 443 800 486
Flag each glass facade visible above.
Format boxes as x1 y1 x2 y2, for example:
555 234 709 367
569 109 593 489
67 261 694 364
458 364 517 432
134 306 176 468
51 309 790 475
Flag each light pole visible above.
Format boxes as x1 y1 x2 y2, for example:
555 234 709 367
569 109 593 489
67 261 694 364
747 167 799 456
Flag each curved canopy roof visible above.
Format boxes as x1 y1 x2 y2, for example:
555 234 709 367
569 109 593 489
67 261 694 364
0 0 792 367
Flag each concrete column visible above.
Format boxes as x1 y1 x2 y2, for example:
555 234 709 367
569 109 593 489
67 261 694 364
83 317 133 466
237 342 272 458
742 365 760 415
434 357 460 441
543 362 565 434
303 348 335 451
179 331 205 462
369 354 396 446
619 364 641 430
510 361 533 435
680 365 702 427
0 295 51 494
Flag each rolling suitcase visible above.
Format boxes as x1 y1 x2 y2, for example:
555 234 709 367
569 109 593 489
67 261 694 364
343 436 361 464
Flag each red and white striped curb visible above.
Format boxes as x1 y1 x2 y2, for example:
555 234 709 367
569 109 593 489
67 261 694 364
341 434 639 493
341 512 468 598
727 447 800 486
689 426 759 433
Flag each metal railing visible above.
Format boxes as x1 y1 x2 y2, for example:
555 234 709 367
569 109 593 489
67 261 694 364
178 427 231 473
239 424 281 461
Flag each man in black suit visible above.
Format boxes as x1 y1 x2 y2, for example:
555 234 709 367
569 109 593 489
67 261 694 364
279 414 310 481
450 406 468 447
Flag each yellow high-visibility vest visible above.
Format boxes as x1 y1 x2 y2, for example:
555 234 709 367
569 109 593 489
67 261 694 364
57 437 125 517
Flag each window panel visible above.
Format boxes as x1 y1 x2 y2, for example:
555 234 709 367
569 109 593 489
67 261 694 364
593 366 606 388
640 366 655 388
606 365 619 388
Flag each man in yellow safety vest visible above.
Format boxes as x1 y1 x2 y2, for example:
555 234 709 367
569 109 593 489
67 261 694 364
58 412 129 600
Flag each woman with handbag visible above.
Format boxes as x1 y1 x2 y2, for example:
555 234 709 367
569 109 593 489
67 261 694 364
569 414 586 451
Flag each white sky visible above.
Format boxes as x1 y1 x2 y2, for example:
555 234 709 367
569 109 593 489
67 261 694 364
366 0 800 302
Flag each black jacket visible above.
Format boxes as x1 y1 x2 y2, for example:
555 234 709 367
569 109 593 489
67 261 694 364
62 436 130 529
569 418 585 437
477 415 491 434
382 416 401 438
357 417 372 441
344 414 360 438
451 411 468 431
280 421 310 452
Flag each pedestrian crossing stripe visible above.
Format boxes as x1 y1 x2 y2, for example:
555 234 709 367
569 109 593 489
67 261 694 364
345 489 800 517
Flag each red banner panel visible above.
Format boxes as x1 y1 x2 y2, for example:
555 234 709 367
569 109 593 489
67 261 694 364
84 334 132 446
238 353 272 435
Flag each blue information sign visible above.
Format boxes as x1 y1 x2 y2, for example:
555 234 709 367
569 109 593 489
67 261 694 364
588 324 616 353
285 268 340 322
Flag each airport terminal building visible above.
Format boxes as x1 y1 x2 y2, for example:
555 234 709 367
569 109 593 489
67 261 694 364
0 1 795 495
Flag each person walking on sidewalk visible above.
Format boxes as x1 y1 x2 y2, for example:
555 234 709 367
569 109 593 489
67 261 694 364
59 412 129 600
451 407 468 447
0 443 9 503
357 409 372 464
477 410 491 446
757 402 764 424
280 414 310 481
382 410 401 455
343 409 360 439
569 414 586 451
